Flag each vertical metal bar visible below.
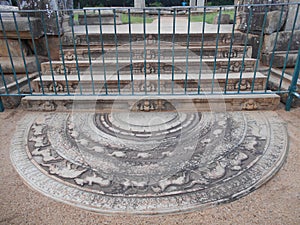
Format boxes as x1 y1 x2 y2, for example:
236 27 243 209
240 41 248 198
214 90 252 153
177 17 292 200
0 65 8 94
211 7 222 94
143 9 147 95
128 9 134 95
171 10 176 94
0 97 4 112
54 10 70 95
12 12 32 94
251 5 268 92
285 48 300 111
0 13 20 94
99 9 108 95
27 13 44 94
198 7 206 94
185 8 191 94
279 4 299 91
41 12 57 94
69 11 82 95
265 5 285 92
237 5 253 93
84 9 95 95
113 9 120 95
224 6 237 94
157 9 161 95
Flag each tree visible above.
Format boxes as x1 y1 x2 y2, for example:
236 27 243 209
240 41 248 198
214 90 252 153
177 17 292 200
74 0 184 8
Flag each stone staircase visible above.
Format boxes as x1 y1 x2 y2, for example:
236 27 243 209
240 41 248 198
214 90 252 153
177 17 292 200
23 30 280 111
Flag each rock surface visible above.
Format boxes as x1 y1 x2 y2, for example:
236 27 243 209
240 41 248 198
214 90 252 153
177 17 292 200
9 110 288 214
0 106 299 223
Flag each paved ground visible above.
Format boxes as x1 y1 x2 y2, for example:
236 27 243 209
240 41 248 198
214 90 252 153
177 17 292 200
74 17 233 34
0 104 299 224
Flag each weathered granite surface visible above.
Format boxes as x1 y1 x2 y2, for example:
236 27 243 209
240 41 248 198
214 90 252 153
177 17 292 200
17 0 65 35
0 39 31 57
284 0 300 31
213 14 231 25
263 30 300 53
78 11 122 25
0 56 41 73
261 51 299 68
0 16 43 39
21 94 280 112
10 111 287 214
237 0 288 34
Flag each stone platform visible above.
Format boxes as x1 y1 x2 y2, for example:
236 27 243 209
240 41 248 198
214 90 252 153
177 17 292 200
10 111 288 215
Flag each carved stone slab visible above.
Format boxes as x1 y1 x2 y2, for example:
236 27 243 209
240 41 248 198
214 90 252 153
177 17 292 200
40 58 256 76
62 33 246 47
31 72 266 94
10 111 288 214
60 46 252 61
21 94 280 112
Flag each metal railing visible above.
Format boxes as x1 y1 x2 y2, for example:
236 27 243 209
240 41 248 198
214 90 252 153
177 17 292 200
0 3 299 111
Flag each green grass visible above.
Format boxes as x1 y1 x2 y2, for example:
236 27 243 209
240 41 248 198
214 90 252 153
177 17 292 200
121 14 154 24
191 10 235 24
74 13 79 22
72 12 154 24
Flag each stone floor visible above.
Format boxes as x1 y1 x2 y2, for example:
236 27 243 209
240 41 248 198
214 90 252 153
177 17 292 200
1 104 299 224
74 17 233 34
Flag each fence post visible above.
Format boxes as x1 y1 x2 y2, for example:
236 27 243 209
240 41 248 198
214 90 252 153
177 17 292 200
0 97 4 112
285 48 300 111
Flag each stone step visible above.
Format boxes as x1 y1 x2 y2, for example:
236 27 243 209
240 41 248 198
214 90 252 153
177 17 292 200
0 16 43 39
261 50 299 68
41 58 257 76
0 72 38 94
260 66 300 107
77 11 122 25
21 92 280 112
0 72 38 109
32 72 266 94
60 45 252 61
62 32 246 47
0 56 43 74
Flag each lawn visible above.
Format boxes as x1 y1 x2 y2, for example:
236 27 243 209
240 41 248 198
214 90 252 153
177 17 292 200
121 14 154 24
190 10 235 24
72 10 234 25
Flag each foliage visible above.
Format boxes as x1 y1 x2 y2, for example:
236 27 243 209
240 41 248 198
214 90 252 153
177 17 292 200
148 1 164 7
121 14 154 24
207 0 234 6
74 0 185 8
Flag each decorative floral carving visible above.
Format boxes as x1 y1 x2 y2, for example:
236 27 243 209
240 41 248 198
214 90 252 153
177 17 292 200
230 61 243 72
222 50 238 58
235 79 251 90
64 51 75 61
38 101 57 111
141 63 156 74
145 49 156 59
242 99 259 110
138 82 157 92
136 100 157 112
146 34 157 45
56 65 70 75
48 82 65 92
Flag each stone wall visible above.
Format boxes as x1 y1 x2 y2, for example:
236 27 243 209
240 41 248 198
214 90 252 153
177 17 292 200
17 0 73 35
237 0 299 68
